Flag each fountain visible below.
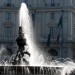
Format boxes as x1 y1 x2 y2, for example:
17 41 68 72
11 26 30 65
0 2 75 75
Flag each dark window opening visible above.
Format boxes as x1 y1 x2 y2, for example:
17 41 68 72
6 12 11 20
7 0 11 6
51 0 55 6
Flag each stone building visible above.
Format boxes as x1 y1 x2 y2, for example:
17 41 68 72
0 0 23 53
0 0 75 60
25 0 75 60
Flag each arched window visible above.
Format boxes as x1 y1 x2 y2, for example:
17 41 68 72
48 48 58 56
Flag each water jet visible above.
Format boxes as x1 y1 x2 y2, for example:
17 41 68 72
0 2 75 75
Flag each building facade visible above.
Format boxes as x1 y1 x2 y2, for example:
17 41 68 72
0 0 23 53
25 0 75 60
0 0 75 60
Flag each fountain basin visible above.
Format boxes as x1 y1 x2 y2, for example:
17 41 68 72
0 66 63 75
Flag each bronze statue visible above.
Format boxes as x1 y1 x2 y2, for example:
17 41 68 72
12 26 30 65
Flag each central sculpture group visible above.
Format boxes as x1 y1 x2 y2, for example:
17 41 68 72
11 26 31 65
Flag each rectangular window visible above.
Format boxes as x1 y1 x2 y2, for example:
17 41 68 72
45 0 50 7
62 48 68 58
32 13 35 26
50 26 56 39
51 0 55 6
5 27 11 38
37 13 43 38
24 0 28 5
7 0 11 6
38 0 42 7
51 13 55 20
6 12 11 20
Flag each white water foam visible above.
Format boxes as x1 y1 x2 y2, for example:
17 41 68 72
19 2 75 75
19 2 43 66
0 2 74 75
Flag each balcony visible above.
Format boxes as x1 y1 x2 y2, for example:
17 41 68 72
28 3 73 11
4 3 14 7
6 4 11 7
0 3 19 11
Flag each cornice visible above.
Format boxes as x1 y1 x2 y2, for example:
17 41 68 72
29 5 75 12
0 6 19 12
3 21 14 27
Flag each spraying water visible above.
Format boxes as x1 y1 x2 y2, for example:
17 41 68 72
19 2 44 66
0 2 74 75
19 2 75 75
